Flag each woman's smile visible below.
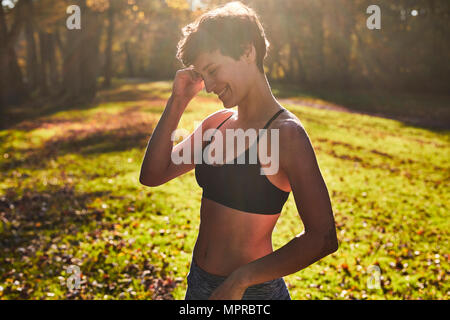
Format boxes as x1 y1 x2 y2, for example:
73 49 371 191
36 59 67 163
218 85 229 99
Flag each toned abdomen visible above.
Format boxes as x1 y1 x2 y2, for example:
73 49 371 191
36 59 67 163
192 197 280 276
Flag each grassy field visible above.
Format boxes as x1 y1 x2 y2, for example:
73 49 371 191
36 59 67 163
0 80 449 300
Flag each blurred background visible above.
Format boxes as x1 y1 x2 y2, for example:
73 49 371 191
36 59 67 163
1 0 449 109
0 0 449 300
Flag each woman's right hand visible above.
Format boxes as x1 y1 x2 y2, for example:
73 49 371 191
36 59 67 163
171 67 204 103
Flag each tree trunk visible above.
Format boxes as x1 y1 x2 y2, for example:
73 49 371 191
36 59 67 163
47 33 59 91
337 1 355 89
0 1 28 109
60 0 103 106
124 41 134 77
311 0 325 87
38 31 49 96
103 3 115 88
24 0 38 92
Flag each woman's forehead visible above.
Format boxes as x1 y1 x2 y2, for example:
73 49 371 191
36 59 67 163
192 50 223 72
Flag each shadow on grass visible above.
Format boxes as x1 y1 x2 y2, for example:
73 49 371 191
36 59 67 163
271 82 450 131
0 185 110 250
0 78 168 131
4 79 449 133
0 185 177 300
2 112 445 189
1 121 154 172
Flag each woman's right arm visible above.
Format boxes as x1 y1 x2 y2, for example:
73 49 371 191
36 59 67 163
138 96 187 186
139 68 204 186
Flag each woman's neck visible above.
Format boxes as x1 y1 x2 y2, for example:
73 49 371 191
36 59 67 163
236 72 281 125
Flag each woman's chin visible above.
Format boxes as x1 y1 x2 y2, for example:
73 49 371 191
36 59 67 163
221 98 235 108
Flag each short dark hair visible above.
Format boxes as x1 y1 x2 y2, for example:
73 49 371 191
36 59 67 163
176 1 270 74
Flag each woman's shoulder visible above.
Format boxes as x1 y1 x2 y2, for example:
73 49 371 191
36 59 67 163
269 108 311 152
271 107 305 133
203 109 236 128
212 108 236 119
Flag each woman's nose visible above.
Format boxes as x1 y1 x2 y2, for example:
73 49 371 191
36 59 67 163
204 79 216 93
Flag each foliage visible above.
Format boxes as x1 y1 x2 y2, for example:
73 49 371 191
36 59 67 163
0 80 448 299
1 0 449 109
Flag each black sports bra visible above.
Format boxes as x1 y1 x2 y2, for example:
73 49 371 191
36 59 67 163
195 109 290 214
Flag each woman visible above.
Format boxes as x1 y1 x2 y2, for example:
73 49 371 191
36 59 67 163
139 1 338 300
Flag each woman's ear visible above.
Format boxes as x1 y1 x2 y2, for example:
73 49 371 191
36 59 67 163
242 44 256 64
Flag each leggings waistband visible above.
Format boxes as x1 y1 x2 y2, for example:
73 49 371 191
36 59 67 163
185 257 291 300
191 258 228 283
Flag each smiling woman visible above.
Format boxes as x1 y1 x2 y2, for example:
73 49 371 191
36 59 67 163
176 1 269 75
139 1 338 301
175 2 271 111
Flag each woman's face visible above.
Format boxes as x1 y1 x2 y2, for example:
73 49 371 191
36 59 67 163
192 47 256 108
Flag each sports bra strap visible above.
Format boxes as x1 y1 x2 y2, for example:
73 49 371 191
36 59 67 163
216 113 234 130
207 113 234 143
209 109 285 143
256 109 285 143
263 109 285 129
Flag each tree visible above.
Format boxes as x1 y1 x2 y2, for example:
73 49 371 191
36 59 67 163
0 0 28 109
59 0 104 106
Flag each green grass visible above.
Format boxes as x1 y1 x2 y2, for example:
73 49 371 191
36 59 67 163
271 81 450 130
0 80 449 300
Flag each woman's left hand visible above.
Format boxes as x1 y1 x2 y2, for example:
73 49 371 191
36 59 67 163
208 272 248 300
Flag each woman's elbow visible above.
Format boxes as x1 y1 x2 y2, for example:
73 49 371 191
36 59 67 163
317 226 339 255
329 237 339 253
325 224 339 252
139 174 163 187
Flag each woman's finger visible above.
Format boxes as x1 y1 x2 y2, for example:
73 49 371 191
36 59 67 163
191 70 202 82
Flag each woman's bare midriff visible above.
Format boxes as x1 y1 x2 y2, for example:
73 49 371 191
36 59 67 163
191 109 293 276
192 197 281 277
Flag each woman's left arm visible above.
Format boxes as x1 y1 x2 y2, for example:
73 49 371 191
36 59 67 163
209 120 339 300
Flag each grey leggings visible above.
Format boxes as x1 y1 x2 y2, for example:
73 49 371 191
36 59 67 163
184 258 291 300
